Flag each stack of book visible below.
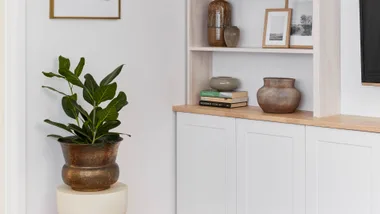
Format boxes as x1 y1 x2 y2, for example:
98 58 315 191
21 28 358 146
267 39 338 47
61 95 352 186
199 90 248 109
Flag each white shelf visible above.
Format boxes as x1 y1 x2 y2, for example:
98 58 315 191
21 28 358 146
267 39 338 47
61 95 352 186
189 46 314 54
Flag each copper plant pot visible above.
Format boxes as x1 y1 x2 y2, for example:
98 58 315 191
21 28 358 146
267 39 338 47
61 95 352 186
257 78 301 114
60 138 122 192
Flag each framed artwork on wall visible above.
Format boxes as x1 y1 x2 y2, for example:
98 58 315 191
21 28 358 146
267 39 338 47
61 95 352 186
50 0 121 19
262 9 292 48
286 0 313 49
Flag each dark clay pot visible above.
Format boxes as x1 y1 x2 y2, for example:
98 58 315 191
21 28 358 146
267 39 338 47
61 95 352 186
257 78 301 114
59 138 122 192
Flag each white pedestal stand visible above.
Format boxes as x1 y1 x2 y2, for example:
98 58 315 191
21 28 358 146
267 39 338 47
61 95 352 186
57 182 128 214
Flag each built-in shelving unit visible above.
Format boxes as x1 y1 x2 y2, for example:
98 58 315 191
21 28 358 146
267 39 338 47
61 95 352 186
186 0 341 117
190 47 314 54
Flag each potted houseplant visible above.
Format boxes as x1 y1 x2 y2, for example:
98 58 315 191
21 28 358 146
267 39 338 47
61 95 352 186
42 56 130 192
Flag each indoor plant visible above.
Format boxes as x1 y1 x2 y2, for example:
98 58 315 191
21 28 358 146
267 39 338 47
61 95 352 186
42 56 130 192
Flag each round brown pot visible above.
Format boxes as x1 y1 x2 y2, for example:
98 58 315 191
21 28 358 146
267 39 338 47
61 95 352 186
257 78 301 114
59 138 122 192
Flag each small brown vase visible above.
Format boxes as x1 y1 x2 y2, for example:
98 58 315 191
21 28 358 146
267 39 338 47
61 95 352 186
224 26 240 47
208 0 232 47
60 139 122 192
257 78 301 114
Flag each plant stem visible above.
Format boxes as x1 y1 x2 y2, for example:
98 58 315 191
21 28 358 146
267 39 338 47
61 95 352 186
91 101 97 144
67 82 80 126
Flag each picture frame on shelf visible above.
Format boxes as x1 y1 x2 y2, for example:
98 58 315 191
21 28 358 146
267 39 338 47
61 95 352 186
286 0 313 49
49 0 121 19
262 9 292 49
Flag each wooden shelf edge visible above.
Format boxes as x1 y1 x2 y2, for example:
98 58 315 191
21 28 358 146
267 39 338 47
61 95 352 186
362 82 380 87
189 46 314 54
173 105 380 134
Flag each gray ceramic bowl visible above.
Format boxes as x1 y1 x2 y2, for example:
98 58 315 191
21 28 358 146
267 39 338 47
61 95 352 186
209 76 240 92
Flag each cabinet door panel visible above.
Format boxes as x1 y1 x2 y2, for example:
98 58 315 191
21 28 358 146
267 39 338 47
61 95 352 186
237 119 306 214
306 127 380 214
177 113 236 214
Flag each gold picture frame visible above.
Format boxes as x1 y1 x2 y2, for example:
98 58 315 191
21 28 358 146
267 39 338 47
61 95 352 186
49 0 121 19
262 8 292 49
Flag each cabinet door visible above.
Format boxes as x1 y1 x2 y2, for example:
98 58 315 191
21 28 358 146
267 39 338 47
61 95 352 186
236 119 306 214
306 127 380 214
177 113 236 214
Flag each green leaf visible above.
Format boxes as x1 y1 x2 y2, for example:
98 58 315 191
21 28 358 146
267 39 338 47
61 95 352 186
74 57 85 77
83 74 99 104
59 68 84 88
82 121 93 138
62 94 78 119
58 136 83 144
47 134 63 139
42 72 64 79
100 64 124 86
96 132 131 143
95 132 121 143
44 119 72 133
97 120 121 136
59 56 70 70
42 86 68 96
68 99 91 122
107 92 128 112
93 83 117 105
68 124 92 141
96 107 118 128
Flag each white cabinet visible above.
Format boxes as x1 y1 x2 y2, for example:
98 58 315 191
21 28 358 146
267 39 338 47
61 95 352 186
236 119 306 214
177 113 236 214
306 127 380 214
176 113 380 214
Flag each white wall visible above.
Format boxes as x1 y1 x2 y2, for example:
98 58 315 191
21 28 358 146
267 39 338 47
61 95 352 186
0 0 4 212
340 0 380 117
26 0 185 213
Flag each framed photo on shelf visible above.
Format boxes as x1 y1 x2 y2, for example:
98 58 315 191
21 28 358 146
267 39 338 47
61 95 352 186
49 0 121 19
286 0 313 49
262 9 292 48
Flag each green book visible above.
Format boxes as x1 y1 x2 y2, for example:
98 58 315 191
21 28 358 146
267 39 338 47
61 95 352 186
200 90 248 98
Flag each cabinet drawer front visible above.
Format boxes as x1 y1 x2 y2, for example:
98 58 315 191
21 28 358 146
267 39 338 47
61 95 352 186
177 113 236 214
306 127 380 214
236 119 306 214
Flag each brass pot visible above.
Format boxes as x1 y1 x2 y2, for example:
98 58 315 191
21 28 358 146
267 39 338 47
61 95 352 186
60 139 122 192
257 78 301 114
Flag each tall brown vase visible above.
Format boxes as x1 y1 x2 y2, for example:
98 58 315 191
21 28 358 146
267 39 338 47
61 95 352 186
208 0 232 47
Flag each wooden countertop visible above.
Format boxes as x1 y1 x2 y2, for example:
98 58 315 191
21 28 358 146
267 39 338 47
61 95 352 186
173 105 380 133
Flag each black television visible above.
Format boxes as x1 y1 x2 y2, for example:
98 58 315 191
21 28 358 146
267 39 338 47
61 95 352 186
360 0 380 83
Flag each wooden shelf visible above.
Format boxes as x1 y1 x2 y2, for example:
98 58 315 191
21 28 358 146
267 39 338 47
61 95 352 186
189 46 314 54
173 105 380 134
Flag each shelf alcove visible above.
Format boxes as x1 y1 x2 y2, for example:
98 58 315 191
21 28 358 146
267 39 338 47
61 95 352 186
186 0 340 117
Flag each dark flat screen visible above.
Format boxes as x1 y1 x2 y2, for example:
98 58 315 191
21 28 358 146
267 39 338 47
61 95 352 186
360 0 380 83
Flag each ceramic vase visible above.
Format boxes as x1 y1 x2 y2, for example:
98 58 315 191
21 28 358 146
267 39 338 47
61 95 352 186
257 78 301 114
210 76 240 91
208 0 232 47
224 26 240 47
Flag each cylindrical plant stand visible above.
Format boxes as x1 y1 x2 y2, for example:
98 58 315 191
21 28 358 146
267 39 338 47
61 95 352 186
57 182 128 214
